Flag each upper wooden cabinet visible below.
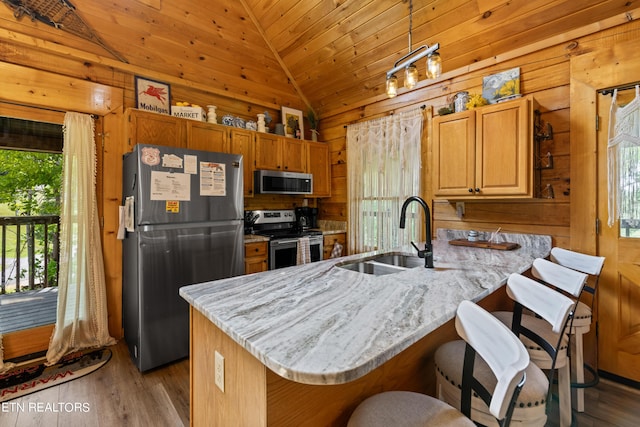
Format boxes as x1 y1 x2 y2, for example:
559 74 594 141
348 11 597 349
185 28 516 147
125 109 329 199
255 134 306 172
307 142 331 197
186 120 228 152
127 109 184 149
432 96 536 199
229 129 255 198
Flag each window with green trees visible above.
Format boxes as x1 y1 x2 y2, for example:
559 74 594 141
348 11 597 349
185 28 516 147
0 118 63 293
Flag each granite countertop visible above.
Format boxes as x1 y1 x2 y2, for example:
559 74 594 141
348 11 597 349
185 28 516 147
180 229 551 386
244 234 270 243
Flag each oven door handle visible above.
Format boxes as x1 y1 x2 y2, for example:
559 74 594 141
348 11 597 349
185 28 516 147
270 238 300 246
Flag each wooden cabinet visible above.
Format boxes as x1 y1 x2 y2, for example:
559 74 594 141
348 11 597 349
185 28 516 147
186 120 228 152
229 129 256 197
432 96 535 199
283 137 307 172
254 133 280 170
307 142 331 197
244 241 268 274
126 109 330 199
323 232 346 259
255 134 306 172
126 109 184 149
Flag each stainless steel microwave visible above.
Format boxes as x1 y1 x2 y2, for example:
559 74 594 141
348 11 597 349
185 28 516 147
254 170 313 195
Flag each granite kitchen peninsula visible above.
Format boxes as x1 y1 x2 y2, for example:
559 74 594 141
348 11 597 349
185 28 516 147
180 230 551 426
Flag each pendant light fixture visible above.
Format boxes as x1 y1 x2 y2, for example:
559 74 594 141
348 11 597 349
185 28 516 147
386 0 441 97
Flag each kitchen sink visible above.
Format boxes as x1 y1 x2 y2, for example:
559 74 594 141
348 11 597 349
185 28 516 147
336 253 424 276
371 254 425 269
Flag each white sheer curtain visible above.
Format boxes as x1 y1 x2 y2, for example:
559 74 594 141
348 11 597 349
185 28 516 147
347 108 424 254
46 112 115 365
607 87 640 228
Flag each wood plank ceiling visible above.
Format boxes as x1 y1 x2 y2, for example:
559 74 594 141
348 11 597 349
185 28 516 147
0 0 634 117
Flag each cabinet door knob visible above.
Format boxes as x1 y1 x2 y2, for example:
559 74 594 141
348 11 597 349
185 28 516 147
475 188 480 192
468 188 473 193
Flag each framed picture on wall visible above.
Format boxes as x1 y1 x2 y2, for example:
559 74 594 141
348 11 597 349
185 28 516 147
135 76 171 115
482 67 521 104
281 106 304 139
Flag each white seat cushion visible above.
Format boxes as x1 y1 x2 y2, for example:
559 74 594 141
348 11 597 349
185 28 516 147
435 340 549 426
347 391 476 427
571 301 592 329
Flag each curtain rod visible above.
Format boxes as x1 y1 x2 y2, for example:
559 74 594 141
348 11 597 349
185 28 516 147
599 82 640 96
343 104 426 128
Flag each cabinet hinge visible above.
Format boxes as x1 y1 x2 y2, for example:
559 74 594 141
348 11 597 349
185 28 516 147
595 218 600 235
595 115 600 131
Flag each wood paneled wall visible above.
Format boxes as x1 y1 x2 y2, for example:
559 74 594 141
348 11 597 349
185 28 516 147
2 16 640 351
318 19 640 251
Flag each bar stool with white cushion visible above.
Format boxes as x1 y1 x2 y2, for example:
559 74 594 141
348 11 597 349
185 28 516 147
348 300 529 427
494 260 587 427
549 247 605 412
435 272 576 427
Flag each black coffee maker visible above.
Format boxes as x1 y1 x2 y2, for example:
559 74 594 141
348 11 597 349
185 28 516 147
295 207 318 231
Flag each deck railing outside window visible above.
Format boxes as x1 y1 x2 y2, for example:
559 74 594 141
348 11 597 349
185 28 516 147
0 215 59 294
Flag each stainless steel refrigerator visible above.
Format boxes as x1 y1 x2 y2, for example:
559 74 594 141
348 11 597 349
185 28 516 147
122 143 244 372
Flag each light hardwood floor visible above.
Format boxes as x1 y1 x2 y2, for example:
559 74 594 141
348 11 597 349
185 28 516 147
0 340 189 427
1 339 638 426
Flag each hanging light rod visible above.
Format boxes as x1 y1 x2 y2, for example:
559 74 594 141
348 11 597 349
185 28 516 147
385 0 442 98
386 43 440 79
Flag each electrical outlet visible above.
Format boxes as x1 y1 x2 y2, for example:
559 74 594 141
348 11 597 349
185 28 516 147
215 351 225 392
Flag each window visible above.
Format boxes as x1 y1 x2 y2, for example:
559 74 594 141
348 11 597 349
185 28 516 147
347 109 424 253
0 118 62 293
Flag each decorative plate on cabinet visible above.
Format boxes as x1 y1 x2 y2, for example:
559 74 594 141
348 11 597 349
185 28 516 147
222 114 235 126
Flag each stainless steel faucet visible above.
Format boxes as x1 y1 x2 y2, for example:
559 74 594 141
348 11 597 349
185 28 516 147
399 196 434 268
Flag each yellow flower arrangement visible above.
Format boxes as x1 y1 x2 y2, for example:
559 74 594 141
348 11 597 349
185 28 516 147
466 93 488 110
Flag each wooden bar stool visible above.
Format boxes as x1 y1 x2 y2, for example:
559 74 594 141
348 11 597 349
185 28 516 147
497 259 587 427
348 300 529 427
549 247 605 412
436 271 578 427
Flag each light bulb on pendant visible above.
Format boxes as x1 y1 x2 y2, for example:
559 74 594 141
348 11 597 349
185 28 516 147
426 52 442 79
386 75 398 98
405 64 419 89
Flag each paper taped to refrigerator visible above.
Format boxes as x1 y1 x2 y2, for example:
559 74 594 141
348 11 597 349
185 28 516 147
162 153 183 169
200 162 226 196
150 171 191 201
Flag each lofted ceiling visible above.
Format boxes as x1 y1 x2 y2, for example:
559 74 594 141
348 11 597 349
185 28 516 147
0 0 635 117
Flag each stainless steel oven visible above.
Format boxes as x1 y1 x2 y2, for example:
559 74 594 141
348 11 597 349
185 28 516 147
269 235 323 270
246 209 324 270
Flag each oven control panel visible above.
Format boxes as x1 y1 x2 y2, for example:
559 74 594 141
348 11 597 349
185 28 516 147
248 210 296 225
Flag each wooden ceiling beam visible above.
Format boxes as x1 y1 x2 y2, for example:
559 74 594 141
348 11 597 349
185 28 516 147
0 62 123 115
